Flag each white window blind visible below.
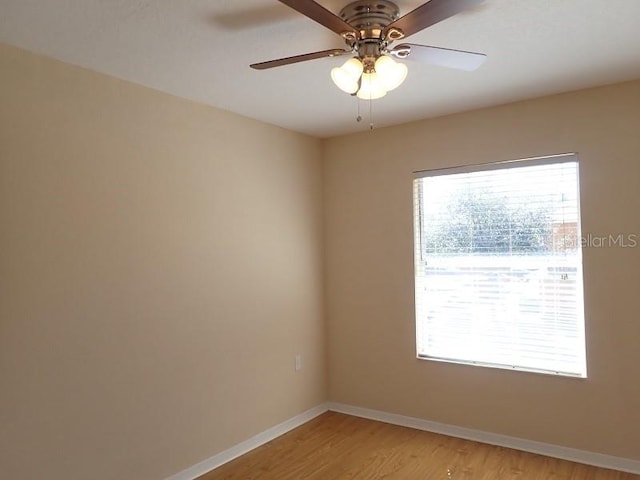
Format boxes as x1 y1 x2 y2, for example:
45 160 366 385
413 155 586 377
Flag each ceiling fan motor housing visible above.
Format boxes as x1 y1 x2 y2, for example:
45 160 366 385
339 0 401 67
339 0 399 38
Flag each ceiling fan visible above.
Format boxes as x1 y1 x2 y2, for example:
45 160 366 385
250 0 487 100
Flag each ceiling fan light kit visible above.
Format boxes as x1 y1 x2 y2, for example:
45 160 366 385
330 55 407 98
331 55 409 100
251 0 487 101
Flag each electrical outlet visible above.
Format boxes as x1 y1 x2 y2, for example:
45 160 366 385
295 354 302 371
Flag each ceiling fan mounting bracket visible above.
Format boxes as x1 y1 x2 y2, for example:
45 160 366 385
341 31 358 43
385 27 405 41
391 45 411 58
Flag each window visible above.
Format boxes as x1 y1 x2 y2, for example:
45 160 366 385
413 154 586 377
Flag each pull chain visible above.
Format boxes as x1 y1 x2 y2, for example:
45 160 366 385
354 95 374 131
369 96 374 131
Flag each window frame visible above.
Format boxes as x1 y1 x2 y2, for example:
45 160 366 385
412 153 587 378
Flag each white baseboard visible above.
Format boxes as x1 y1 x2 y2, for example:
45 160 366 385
328 402 640 475
164 404 329 480
165 401 639 479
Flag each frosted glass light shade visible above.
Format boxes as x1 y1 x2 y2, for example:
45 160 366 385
357 72 387 100
341 58 364 78
331 58 364 94
331 67 358 93
374 55 408 92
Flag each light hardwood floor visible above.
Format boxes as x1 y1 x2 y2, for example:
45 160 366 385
198 411 638 480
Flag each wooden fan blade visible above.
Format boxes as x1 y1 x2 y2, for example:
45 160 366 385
278 0 358 38
250 49 351 70
383 0 484 40
390 43 486 71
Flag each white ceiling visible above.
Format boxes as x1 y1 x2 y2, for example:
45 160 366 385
1 0 640 138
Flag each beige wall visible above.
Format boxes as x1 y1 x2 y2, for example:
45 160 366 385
324 81 640 460
2 41 639 480
0 44 326 480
